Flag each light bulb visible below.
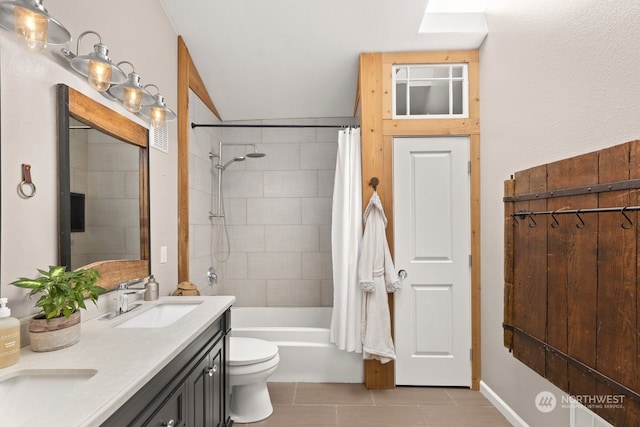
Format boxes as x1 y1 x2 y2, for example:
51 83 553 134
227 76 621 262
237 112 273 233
88 59 112 92
122 86 143 113
150 106 166 128
14 6 48 53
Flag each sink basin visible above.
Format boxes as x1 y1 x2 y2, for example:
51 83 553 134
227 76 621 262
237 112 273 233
115 302 201 328
0 369 97 424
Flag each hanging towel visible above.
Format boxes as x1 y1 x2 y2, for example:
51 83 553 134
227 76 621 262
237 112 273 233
359 191 400 364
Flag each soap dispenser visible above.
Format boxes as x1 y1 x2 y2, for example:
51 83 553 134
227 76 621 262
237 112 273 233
0 298 20 368
144 275 159 301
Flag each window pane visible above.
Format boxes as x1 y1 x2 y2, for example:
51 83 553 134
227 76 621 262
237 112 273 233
392 63 467 118
395 66 408 80
410 80 449 115
396 82 407 116
452 80 463 114
412 66 449 79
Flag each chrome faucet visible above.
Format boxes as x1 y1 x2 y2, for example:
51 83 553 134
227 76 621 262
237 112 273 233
115 278 146 315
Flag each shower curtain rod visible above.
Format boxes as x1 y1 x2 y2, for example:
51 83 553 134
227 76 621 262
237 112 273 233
191 122 357 129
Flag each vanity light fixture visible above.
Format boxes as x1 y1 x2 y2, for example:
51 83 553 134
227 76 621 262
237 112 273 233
60 30 126 92
107 61 154 113
140 84 176 128
0 0 70 52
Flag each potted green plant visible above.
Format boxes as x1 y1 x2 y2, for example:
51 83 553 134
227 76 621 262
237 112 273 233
11 265 103 352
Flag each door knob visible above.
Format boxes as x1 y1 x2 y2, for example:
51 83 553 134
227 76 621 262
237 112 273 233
162 420 175 427
398 270 408 279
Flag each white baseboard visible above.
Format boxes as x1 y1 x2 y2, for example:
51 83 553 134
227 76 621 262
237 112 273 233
480 380 529 427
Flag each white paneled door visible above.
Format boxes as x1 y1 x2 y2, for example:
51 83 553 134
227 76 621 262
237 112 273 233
393 137 471 386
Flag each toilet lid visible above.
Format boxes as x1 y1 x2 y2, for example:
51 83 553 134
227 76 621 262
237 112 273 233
229 337 278 366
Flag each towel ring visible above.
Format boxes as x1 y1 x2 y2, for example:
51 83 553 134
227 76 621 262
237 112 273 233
17 164 36 199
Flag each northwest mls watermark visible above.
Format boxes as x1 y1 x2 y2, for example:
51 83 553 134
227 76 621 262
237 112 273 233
535 391 625 412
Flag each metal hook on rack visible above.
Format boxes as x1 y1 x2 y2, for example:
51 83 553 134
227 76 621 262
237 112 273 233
528 212 537 228
575 209 585 229
550 211 560 228
511 212 520 227
621 207 634 229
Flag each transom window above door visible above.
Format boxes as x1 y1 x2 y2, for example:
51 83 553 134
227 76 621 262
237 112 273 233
393 64 469 118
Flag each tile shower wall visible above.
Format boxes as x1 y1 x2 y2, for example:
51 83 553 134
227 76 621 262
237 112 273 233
188 91 356 306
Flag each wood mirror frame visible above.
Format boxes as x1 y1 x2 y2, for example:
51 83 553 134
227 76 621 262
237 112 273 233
57 84 150 290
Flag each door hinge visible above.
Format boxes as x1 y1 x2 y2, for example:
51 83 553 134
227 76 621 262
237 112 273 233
468 161 471 174
469 254 472 267
470 348 473 361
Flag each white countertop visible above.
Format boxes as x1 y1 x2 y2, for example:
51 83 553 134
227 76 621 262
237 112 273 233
0 295 235 427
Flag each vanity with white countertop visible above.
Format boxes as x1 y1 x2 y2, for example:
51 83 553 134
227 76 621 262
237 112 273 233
0 295 235 427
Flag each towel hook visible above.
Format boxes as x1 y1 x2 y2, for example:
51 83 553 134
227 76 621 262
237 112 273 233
528 212 537 228
575 209 585 229
621 206 634 229
368 177 379 191
550 211 560 228
511 212 520 227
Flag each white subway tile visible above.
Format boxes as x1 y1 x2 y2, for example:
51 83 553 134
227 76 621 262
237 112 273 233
264 170 317 197
248 253 302 280
302 197 332 225
220 280 267 306
247 198 301 225
317 170 335 197
301 142 338 170
266 280 322 306
302 252 333 280
228 226 265 252
264 225 319 252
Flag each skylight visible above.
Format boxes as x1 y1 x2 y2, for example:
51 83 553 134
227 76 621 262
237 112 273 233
425 0 490 13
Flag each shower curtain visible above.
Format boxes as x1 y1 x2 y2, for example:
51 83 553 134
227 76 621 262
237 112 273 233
330 127 363 353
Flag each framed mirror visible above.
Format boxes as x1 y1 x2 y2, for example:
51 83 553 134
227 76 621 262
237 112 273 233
57 84 150 290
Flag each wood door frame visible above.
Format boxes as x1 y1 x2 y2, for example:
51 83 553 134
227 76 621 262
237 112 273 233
177 36 221 282
359 51 481 390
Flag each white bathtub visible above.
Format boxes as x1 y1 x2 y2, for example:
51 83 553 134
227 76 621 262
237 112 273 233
230 307 364 383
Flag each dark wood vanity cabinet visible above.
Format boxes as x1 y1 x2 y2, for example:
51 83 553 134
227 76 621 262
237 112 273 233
102 309 232 427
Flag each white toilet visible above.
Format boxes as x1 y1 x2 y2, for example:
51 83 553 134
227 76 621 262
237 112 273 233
229 337 280 423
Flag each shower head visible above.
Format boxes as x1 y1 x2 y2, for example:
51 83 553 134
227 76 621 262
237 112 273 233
219 156 246 170
246 145 266 158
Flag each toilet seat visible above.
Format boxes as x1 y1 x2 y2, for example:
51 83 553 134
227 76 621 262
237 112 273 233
230 337 278 366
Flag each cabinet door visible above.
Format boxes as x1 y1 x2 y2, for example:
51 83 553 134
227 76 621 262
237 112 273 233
187 338 224 426
143 383 187 427
188 353 212 426
209 341 224 427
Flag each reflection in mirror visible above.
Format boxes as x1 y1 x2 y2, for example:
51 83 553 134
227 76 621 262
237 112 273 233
58 84 150 291
69 118 141 269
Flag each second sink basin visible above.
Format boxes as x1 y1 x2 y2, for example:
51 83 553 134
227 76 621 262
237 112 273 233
115 302 201 328
0 369 97 425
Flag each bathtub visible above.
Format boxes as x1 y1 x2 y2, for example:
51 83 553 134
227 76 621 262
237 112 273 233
230 307 364 383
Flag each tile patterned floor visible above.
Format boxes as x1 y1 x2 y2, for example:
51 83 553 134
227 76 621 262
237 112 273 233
232 382 512 426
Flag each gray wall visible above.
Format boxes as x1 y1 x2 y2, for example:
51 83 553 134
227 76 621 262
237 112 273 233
480 0 640 425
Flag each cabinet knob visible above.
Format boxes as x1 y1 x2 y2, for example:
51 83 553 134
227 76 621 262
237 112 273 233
162 420 175 427
205 365 218 376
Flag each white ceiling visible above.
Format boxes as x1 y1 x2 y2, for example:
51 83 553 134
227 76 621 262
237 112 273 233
160 0 488 122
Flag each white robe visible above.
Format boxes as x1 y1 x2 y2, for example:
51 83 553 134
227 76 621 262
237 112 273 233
358 191 400 363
